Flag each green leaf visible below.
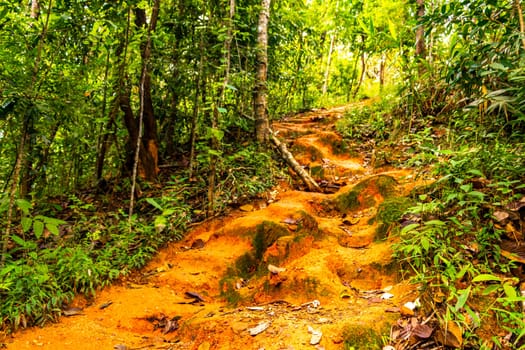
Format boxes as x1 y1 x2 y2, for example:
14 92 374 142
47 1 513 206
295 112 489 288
21 217 33 233
454 286 471 311
421 237 430 251
154 215 167 232
217 107 227 114
424 220 446 226
11 234 27 247
208 149 223 157
46 223 59 236
472 274 501 283
467 169 483 177
15 199 32 214
33 220 44 239
146 198 163 211
400 223 419 234
503 283 517 299
210 127 224 141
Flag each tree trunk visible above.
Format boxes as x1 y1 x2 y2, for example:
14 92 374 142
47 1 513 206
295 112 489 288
353 42 366 99
270 130 321 192
515 0 525 51
322 34 336 95
119 3 160 182
254 0 271 144
415 0 426 58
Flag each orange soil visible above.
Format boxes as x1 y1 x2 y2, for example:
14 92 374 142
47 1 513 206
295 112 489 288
5 105 429 350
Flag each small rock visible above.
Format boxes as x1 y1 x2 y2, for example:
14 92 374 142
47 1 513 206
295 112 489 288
308 325 322 345
380 292 394 300
268 264 286 274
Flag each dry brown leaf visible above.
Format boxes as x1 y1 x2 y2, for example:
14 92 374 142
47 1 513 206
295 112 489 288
412 323 433 339
436 321 462 348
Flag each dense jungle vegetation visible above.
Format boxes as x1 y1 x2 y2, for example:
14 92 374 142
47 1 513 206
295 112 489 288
1 0 525 348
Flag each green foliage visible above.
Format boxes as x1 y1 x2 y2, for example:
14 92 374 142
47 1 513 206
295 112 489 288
336 102 392 141
392 136 525 346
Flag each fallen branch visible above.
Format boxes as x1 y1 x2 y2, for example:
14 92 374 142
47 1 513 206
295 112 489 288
269 129 322 192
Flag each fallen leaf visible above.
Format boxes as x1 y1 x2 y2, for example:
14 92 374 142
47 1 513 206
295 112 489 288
412 324 433 339
399 305 415 316
185 291 205 302
163 317 180 334
62 307 83 316
493 211 509 222
248 321 270 336
240 204 254 212
436 321 462 348
99 301 113 309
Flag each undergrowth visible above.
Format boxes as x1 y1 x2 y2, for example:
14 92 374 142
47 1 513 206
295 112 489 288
0 146 279 333
337 93 525 348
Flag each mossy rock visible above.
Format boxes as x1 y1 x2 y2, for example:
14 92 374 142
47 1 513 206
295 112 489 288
373 196 414 240
318 134 351 156
290 143 324 162
334 175 398 213
221 214 321 304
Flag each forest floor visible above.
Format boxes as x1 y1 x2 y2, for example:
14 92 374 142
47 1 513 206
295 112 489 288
5 105 433 349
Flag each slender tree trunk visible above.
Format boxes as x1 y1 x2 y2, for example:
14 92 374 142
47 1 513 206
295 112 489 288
129 0 161 221
379 53 386 90
254 0 271 144
322 34 336 95
353 41 366 99
515 0 525 51
95 48 113 183
207 0 235 216
188 31 206 179
415 0 426 58
31 0 39 18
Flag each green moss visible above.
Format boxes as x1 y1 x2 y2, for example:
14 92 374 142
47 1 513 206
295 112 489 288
374 197 413 240
218 278 243 306
343 324 387 349
335 175 398 213
290 144 323 162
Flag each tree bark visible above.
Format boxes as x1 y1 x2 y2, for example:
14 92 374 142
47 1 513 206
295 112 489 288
415 0 426 58
119 3 160 182
515 0 525 51
322 33 336 95
254 0 271 144
270 130 322 192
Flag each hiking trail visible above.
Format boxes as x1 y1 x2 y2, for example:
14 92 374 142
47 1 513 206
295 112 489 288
6 105 430 349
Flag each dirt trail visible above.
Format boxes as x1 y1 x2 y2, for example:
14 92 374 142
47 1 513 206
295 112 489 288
7 105 426 349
